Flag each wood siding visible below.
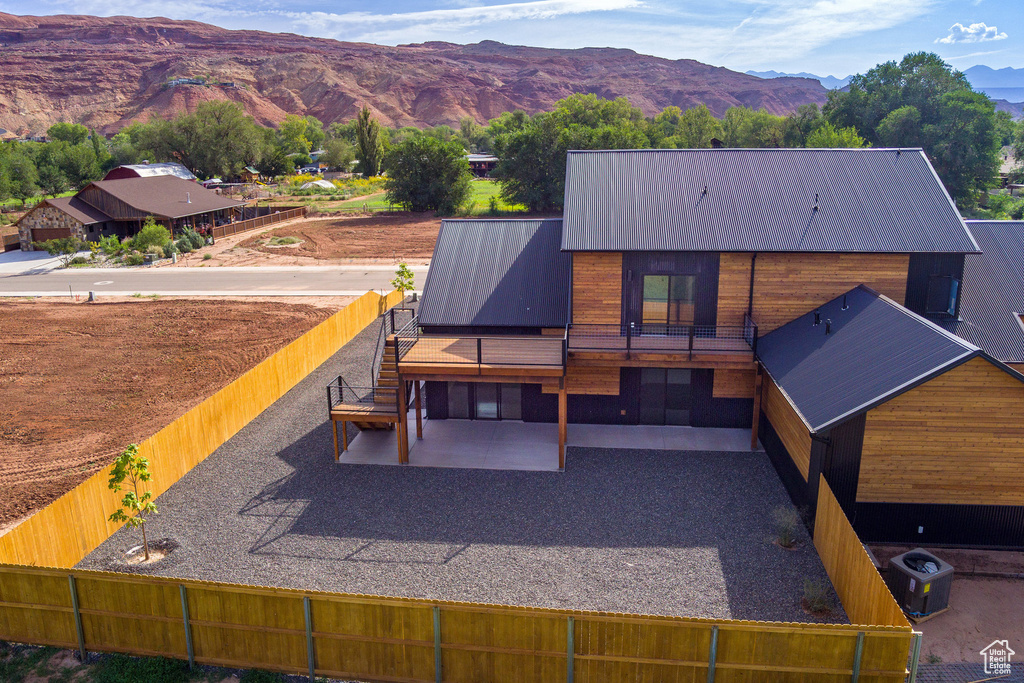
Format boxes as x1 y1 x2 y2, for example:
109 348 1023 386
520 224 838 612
712 368 756 399
717 253 911 333
762 375 812 481
571 252 622 325
858 357 1024 506
544 366 620 395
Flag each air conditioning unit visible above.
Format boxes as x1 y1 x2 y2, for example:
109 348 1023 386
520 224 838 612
885 548 954 616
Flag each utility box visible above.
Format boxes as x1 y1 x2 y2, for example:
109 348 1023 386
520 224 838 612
886 548 954 616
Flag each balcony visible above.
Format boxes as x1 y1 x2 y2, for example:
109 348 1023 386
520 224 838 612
568 314 758 365
395 320 566 378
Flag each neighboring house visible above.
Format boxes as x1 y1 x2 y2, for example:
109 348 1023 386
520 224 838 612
239 166 260 183
16 176 245 250
103 162 198 182
466 153 498 177
336 147 1024 548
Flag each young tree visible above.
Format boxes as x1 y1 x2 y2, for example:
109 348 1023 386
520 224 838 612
384 136 471 214
355 106 386 177
321 138 355 171
391 262 415 299
131 217 172 251
33 237 86 267
805 122 869 148
108 444 159 562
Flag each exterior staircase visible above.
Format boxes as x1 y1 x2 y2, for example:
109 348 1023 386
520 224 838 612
351 336 400 431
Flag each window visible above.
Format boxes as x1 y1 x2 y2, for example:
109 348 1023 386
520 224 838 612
925 276 960 317
446 382 522 420
642 275 695 325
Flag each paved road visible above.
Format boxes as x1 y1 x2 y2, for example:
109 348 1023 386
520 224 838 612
0 264 430 297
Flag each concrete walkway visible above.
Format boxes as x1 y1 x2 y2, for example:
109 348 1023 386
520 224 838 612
339 418 758 471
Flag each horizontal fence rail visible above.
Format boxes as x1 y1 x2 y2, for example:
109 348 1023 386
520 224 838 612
210 206 307 239
568 322 755 359
0 564 913 683
0 289 405 569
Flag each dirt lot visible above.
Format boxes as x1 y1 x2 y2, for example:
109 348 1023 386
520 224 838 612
0 298 350 530
872 545 1024 663
240 212 442 262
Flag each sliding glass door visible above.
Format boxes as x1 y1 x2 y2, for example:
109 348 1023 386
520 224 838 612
638 368 692 425
446 382 522 420
642 274 696 327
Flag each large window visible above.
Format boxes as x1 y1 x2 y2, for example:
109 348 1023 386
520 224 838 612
642 275 696 325
446 382 521 420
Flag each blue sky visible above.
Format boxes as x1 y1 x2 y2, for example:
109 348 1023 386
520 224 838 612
0 0 1020 75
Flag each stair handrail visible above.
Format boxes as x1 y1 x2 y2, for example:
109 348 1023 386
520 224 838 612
370 307 415 388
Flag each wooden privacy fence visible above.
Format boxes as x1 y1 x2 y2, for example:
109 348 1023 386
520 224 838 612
813 476 910 629
211 206 307 239
0 289 404 569
0 565 913 683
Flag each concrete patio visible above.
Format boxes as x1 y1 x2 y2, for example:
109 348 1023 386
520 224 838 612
339 412 758 471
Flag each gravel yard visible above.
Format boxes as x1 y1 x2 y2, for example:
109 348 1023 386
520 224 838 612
79 312 846 623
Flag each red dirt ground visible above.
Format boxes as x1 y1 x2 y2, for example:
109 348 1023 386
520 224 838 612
0 299 344 529
240 212 444 262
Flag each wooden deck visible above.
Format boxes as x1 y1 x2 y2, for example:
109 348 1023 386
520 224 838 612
398 335 565 377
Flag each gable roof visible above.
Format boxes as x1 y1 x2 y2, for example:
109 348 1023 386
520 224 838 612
948 221 1024 364
45 196 112 225
83 176 245 220
419 219 570 328
104 162 197 181
562 148 979 254
756 285 1011 433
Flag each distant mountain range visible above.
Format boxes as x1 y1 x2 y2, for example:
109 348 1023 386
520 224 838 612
748 64 1024 104
0 13 829 136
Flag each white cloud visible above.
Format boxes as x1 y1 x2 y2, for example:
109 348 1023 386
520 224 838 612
936 22 1007 44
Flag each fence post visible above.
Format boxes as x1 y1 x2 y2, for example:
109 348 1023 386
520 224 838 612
67 575 86 662
303 596 315 683
706 625 718 683
851 632 864 682
433 606 442 683
179 585 194 670
907 632 923 683
566 616 574 683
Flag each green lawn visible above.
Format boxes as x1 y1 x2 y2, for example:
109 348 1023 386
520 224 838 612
277 179 528 216
0 191 74 208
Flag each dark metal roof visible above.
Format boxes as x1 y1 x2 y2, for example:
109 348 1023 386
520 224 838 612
419 219 570 328
41 197 111 225
85 176 245 220
562 149 979 254
757 286 983 433
948 221 1024 363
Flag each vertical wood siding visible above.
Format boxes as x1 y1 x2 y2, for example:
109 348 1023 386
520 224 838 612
858 357 1024 505
0 290 405 569
571 252 622 325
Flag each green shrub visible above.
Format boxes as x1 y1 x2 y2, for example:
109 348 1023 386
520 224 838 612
181 228 204 250
92 653 191 683
772 506 801 548
98 234 122 256
175 237 193 254
131 217 172 252
69 256 89 265
803 579 834 614
145 245 165 259
203 253 213 260
162 240 177 257
124 253 144 266
268 236 300 245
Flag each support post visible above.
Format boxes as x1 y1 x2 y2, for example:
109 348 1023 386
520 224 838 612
332 419 339 461
68 575 86 663
414 380 423 439
558 384 567 470
688 324 695 361
751 365 763 451
180 585 194 671
566 616 574 683
341 420 348 452
851 631 864 682
706 625 718 683
433 606 442 683
397 379 409 464
304 596 315 683
907 632 923 683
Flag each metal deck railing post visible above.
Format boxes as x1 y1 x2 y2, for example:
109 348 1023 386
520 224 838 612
477 337 483 367
626 323 633 359
688 325 695 361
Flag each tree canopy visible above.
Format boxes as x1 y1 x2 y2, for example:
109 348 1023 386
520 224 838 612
384 136 471 214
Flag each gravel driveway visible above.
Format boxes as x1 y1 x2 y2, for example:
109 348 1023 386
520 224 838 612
79 312 845 623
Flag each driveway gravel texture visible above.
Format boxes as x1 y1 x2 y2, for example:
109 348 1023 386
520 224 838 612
80 307 846 624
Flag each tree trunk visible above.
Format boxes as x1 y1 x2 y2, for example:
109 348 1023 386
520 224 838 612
141 521 150 562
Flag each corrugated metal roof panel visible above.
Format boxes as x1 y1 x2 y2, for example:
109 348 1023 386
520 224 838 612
419 218 570 327
757 286 979 432
950 221 1024 363
562 149 978 253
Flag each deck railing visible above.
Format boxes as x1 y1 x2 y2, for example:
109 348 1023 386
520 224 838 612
326 375 398 411
395 318 567 372
568 320 757 360
370 306 416 384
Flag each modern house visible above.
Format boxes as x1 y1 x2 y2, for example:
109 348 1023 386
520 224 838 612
17 175 245 250
329 148 1024 548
